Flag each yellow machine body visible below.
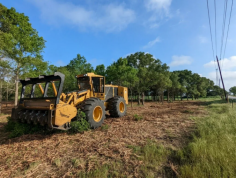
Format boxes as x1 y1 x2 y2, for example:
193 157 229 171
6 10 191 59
11 72 128 130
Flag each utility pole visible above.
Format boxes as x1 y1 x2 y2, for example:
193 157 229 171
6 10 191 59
216 56 227 100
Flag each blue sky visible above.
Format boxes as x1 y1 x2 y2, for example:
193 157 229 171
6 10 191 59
2 0 236 90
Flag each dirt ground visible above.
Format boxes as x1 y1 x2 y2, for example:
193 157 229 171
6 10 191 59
0 102 14 114
0 101 207 177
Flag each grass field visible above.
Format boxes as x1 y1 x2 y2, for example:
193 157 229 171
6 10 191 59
0 98 235 177
175 98 236 178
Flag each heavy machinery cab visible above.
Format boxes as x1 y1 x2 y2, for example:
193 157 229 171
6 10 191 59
77 73 105 100
77 73 128 104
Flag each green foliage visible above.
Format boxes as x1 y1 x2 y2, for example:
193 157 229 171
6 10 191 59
4 117 43 138
106 57 136 85
0 3 47 105
173 70 218 99
0 3 47 70
105 57 138 104
133 114 143 121
78 165 109 178
47 54 94 92
127 52 165 94
152 64 172 97
168 72 181 100
95 64 106 76
69 109 90 133
101 124 109 131
208 85 224 96
0 4 45 56
229 86 236 96
53 65 75 92
67 54 94 74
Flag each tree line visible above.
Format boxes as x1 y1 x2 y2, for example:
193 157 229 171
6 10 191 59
0 3 224 112
57 53 225 104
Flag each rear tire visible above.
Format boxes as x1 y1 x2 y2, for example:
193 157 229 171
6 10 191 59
108 96 127 117
81 98 105 129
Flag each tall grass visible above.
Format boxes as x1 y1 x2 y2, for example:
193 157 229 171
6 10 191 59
128 141 170 177
177 102 236 178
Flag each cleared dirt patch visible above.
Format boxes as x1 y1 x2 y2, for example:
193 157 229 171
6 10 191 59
0 102 14 114
0 101 207 177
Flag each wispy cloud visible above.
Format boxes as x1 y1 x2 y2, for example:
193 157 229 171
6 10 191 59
205 56 236 90
29 0 135 32
198 35 208 43
204 61 217 68
143 37 160 48
169 55 193 67
204 56 236 70
149 23 160 29
56 60 65 67
208 70 236 90
144 0 172 28
145 0 172 15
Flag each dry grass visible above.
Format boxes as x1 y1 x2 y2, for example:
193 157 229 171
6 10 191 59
0 100 207 177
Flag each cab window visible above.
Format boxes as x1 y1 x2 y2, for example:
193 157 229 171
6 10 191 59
92 77 104 93
77 77 90 90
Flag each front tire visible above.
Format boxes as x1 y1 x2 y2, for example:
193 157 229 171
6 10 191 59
108 96 127 117
81 98 105 129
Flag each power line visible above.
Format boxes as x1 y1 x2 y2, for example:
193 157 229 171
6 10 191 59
214 0 217 55
220 0 228 67
222 0 234 68
206 0 216 68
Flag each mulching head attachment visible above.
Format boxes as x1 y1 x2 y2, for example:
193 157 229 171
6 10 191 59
11 72 74 130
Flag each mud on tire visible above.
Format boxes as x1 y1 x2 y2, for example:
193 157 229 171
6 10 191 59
81 98 105 129
108 96 127 117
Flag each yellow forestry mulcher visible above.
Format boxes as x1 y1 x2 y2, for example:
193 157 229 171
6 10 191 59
11 72 128 130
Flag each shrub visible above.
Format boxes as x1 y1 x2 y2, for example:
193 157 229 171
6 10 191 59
134 114 143 121
4 109 90 137
4 117 43 138
101 124 109 131
69 109 90 133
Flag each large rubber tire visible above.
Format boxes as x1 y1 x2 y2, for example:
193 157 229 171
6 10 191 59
108 96 127 117
81 98 105 129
